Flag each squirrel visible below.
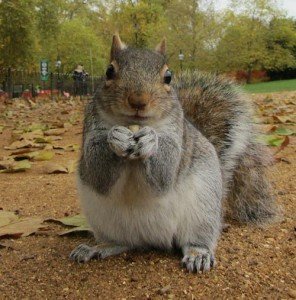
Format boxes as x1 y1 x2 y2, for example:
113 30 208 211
70 35 277 272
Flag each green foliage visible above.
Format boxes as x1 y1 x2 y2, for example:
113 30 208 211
215 0 296 82
107 0 168 48
57 19 107 74
0 0 295 76
0 0 37 70
265 17 296 71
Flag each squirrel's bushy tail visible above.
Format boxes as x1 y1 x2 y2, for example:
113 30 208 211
174 71 278 224
226 142 278 224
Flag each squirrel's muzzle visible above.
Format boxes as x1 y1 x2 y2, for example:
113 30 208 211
127 93 150 111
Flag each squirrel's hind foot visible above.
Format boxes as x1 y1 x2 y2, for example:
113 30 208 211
69 244 129 263
181 246 215 273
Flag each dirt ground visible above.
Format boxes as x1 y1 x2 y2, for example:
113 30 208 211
0 92 295 299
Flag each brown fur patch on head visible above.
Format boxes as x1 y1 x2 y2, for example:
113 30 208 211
110 60 120 73
160 64 169 78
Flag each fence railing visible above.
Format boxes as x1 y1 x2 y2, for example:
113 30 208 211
0 68 102 99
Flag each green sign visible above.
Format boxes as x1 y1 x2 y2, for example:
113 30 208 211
40 60 49 81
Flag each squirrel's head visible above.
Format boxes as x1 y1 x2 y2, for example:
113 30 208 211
96 34 179 126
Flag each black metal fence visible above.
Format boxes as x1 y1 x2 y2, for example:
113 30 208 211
0 68 102 99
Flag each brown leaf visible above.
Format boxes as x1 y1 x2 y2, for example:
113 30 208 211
65 144 80 152
0 159 31 173
274 136 290 155
274 157 291 164
5 140 45 150
10 148 37 156
272 115 296 124
44 128 66 136
20 130 44 141
66 160 78 174
0 211 19 227
4 139 34 150
0 217 45 239
43 163 68 174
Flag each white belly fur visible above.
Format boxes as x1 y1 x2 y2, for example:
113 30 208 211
77 168 220 250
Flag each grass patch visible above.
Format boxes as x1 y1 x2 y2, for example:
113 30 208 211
243 79 296 93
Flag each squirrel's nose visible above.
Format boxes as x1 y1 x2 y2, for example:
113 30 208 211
128 95 147 110
129 101 146 110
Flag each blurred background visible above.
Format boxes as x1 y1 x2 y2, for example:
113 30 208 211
0 0 295 98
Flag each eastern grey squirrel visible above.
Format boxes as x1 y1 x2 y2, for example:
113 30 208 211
70 35 277 272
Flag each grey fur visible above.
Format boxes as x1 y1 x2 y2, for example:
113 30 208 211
174 71 278 224
70 244 129 263
79 102 124 195
72 37 277 271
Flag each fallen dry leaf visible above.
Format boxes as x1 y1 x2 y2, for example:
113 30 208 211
273 115 296 124
43 163 68 174
65 144 79 152
44 128 66 136
0 159 31 173
4 140 45 151
4 140 34 150
24 123 48 132
0 211 19 227
10 148 37 156
31 151 54 161
45 214 91 236
0 216 45 239
20 130 44 141
66 160 78 174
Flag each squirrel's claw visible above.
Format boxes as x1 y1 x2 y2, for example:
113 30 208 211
130 126 158 159
69 244 99 263
70 244 130 263
181 247 215 273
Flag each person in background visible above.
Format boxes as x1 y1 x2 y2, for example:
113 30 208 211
73 64 88 96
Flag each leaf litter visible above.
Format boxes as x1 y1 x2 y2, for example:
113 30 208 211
0 210 46 239
0 93 295 298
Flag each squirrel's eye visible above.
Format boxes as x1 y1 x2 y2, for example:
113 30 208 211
106 64 115 80
164 70 172 84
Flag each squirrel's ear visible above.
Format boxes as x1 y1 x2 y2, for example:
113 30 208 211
155 38 166 55
111 34 126 61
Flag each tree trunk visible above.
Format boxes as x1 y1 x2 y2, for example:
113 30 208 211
246 67 252 84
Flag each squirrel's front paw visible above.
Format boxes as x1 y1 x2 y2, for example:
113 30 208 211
107 126 136 158
129 126 158 159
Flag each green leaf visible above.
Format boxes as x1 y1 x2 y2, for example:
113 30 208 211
59 226 92 236
273 127 295 136
45 214 91 236
257 135 286 147
47 214 89 227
